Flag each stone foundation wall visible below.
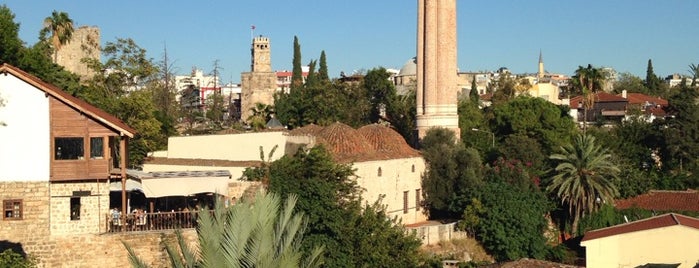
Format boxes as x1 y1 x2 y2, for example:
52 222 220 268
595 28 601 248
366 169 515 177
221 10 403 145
50 181 110 235
0 181 51 254
36 229 197 268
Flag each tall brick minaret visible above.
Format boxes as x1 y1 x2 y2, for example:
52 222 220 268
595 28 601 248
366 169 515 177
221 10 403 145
416 0 460 139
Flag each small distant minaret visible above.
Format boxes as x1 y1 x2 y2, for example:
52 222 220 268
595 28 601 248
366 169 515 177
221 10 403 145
537 50 545 80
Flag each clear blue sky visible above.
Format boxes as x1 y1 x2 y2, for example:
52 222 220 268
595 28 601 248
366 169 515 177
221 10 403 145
3 0 698 84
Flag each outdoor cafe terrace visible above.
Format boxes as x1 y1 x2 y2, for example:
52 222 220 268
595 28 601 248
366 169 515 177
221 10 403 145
107 169 233 232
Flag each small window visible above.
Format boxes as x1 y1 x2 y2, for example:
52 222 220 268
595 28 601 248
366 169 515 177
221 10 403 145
70 197 81 220
403 191 409 214
377 167 382 177
3 199 22 220
90 137 104 159
411 164 416 173
55 137 84 160
415 189 421 211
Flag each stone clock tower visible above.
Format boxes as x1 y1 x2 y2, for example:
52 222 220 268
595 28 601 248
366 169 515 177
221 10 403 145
241 36 277 122
416 0 460 139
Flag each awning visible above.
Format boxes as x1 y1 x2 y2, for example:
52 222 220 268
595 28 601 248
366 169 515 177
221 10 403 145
124 170 232 198
109 178 143 192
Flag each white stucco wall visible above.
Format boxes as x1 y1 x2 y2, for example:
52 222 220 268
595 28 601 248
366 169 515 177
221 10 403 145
354 157 427 225
582 225 699 268
166 131 287 161
0 74 50 181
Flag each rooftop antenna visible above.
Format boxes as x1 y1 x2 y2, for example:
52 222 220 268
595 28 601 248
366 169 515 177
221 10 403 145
250 25 255 42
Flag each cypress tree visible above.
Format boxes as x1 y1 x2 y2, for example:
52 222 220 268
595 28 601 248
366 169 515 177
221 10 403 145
645 59 660 94
318 50 329 82
291 36 303 91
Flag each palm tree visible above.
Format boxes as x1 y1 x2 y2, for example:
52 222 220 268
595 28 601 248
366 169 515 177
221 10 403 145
42 10 74 63
688 63 699 87
124 190 324 268
247 102 274 130
572 64 606 133
547 134 620 236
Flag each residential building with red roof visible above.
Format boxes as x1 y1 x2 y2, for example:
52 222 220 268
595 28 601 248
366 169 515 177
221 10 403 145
581 213 699 267
618 90 669 122
568 92 628 125
615 190 699 212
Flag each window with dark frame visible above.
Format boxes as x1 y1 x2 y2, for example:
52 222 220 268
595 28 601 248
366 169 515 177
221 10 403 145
90 137 104 159
70 197 81 220
415 189 421 211
55 137 84 160
403 191 409 214
3 199 22 220
377 167 382 177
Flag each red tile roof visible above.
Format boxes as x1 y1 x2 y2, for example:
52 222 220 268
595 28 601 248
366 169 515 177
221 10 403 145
0 63 136 137
357 124 420 159
569 92 628 109
289 122 421 163
614 190 699 212
581 213 699 242
622 92 668 106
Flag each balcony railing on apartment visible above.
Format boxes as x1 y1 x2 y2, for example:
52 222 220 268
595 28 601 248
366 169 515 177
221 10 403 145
106 210 210 232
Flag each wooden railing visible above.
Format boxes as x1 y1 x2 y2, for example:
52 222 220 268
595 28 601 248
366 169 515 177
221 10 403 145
106 210 208 232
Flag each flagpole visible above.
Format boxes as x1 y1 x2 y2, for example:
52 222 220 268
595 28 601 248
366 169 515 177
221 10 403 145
250 25 255 42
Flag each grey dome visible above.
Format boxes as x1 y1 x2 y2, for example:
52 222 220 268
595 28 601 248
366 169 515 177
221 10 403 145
398 57 417 76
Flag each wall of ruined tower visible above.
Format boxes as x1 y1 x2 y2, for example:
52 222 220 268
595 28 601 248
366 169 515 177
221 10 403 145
49 181 111 235
240 72 276 122
55 26 100 80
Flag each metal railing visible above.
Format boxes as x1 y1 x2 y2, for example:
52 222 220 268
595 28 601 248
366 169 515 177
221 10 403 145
106 210 208 232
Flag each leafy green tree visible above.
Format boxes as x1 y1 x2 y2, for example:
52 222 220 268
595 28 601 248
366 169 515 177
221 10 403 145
474 181 550 261
421 128 483 218
489 96 575 156
0 5 23 65
385 89 417 146
498 134 547 175
83 38 163 167
251 146 422 267
125 190 323 268
490 74 517 104
613 72 647 94
40 10 73 63
458 98 486 146
363 67 396 123
547 134 620 236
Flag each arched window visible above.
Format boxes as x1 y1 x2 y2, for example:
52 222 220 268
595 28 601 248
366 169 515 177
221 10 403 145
411 164 416 173
377 167 382 177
